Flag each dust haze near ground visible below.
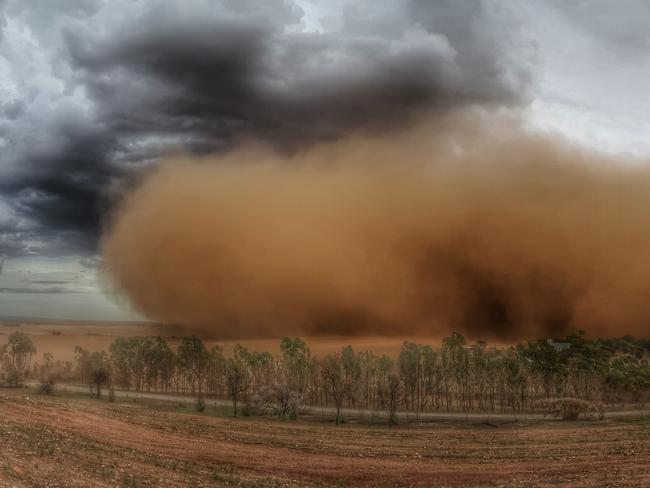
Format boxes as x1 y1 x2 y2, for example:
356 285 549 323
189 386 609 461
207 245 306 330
0 321 441 362
101 110 650 340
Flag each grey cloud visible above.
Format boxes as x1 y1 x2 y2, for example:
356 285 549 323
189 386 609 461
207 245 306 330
0 0 534 257
0 287 68 294
79 256 101 269
30 280 74 285
546 0 650 50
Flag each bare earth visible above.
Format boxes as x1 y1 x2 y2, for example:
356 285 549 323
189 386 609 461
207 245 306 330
1 390 649 487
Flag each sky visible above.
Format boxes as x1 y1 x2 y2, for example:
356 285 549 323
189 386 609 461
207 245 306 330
0 0 649 322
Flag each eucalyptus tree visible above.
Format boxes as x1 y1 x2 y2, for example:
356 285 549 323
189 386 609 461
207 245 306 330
340 346 361 408
320 353 345 425
280 337 311 394
419 345 437 411
76 349 111 398
109 337 131 388
177 336 209 395
234 344 275 392
57 332 650 415
5 332 37 375
563 332 609 400
442 332 470 410
225 357 250 417
469 341 490 410
145 337 175 392
398 342 420 413
500 349 528 413
380 373 402 427
374 349 401 425
109 336 152 391
517 339 566 398
602 354 650 404
90 351 112 399
206 345 226 398
357 351 380 409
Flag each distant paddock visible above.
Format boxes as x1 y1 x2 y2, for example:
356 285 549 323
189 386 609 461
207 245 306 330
0 320 465 362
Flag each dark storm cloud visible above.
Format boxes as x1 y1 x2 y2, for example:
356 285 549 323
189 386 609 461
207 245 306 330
0 0 532 257
0 121 115 256
69 1 528 147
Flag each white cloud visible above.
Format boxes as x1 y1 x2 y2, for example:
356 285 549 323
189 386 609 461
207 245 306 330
517 0 650 156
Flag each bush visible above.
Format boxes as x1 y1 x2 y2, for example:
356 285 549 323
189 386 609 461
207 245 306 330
243 386 301 419
38 374 57 395
586 400 606 420
534 398 605 420
5 369 23 387
195 395 205 412
243 393 265 416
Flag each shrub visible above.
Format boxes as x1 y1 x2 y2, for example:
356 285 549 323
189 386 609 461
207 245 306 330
5 369 23 387
534 398 605 420
38 374 58 395
243 393 265 416
243 386 301 419
586 400 606 420
195 395 205 412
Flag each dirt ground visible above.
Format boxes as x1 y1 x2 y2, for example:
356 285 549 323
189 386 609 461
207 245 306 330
0 320 459 362
0 390 648 487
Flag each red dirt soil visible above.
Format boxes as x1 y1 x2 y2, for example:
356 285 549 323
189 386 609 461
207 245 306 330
1 391 649 487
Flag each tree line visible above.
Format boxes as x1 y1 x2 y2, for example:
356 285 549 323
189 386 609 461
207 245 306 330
3 331 650 423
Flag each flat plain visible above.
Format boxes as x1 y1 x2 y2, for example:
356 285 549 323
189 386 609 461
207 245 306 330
0 320 456 362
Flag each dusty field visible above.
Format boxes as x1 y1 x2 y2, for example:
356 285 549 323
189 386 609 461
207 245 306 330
0 321 158 363
0 390 648 487
0 320 460 362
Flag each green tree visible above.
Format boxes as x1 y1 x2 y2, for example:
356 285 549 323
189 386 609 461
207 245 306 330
340 346 360 407
280 337 311 394
206 345 226 397
76 350 111 399
518 339 565 398
177 336 209 395
145 337 175 392
320 354 345 425
225 358 249 417
5 332 37 375
398 342 422 415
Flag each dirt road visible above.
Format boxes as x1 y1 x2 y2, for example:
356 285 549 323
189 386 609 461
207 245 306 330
36 381 650 422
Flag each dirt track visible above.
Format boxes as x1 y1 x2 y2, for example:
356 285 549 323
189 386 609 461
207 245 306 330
1 391 649 487
35 381 650 423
